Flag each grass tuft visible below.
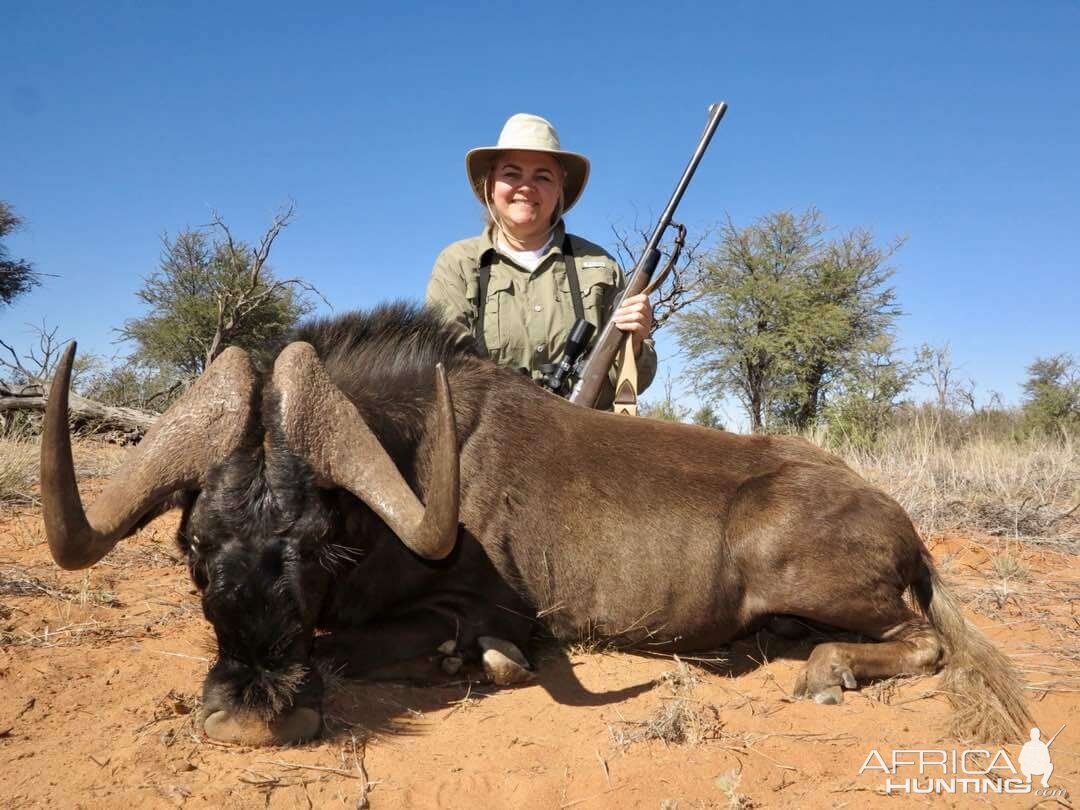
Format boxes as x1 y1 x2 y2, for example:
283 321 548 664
609 656 723 748
0 437 37 505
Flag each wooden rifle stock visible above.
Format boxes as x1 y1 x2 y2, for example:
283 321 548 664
568 101 727 408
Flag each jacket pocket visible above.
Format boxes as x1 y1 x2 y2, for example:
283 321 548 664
573 264 619 323
484 275 516 356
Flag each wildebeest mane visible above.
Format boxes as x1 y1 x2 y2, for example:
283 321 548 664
282 301 483 392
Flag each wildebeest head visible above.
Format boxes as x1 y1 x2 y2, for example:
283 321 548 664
40 341 461 745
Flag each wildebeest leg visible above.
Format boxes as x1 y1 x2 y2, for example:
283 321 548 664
315 616 534 685
314 615 462 681
792 613 942 705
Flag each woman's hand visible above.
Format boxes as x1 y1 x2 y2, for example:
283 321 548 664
612 293 654 355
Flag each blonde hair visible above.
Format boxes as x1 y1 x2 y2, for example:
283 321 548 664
483 156 566 242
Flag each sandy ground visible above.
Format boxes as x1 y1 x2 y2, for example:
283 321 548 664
1 458 1077 809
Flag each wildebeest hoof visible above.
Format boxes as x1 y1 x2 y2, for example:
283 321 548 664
200 706 321 746
839 667 857 689
812 685 844 705
441 656 464 676
478 636 533 686
437 639 458 656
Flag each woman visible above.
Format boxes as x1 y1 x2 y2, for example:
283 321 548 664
426 113 656 409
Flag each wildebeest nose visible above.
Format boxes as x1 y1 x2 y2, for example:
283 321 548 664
201 706 321 745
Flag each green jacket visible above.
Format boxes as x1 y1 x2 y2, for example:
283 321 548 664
426 222 657 408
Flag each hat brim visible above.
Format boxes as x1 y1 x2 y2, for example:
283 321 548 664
466 147 590 214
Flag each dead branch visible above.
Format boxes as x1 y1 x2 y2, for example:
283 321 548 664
0 381 155 434
200 204 321 370
610 220 713 331
0 322 66 385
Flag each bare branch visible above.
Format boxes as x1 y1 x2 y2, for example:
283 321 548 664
250 201 297 286
610 219 713 332
0 322 70 384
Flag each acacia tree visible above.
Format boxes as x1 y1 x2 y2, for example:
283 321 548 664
674 208 903 432
1022 353 1079 436
120 206 320 378
0 202 39 307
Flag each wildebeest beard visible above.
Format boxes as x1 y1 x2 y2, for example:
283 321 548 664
180 436 340 724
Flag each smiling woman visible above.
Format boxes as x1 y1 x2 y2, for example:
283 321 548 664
426 113 657 409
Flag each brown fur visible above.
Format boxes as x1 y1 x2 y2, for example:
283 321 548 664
296 305 1032 742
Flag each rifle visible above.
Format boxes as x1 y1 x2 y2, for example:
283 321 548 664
567 101 727 408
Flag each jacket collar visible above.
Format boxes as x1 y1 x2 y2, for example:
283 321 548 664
479 220 567 265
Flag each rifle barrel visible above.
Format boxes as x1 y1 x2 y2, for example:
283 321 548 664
642 102 727 259
569 102 727 408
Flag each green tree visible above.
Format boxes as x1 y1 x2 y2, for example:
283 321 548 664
691 403 724 430
1022 353 1079 436
820 335 920 448
674 208 902 432
0 202 39 307
120 207 318 377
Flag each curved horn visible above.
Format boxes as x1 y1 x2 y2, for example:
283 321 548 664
272 342 460 560
41 343 257 570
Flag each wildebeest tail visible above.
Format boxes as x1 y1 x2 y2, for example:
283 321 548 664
913 551 1033 743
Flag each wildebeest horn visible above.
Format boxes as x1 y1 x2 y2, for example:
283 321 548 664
41 342 257 570
271 342 460 560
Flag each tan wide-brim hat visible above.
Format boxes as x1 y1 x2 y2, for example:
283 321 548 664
466 113 591 214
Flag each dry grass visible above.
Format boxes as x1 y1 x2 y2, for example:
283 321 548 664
0 564 120 607
0 436 37 505
0 434 127 508
811 418 1079 546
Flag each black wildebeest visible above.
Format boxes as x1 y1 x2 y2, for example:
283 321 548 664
41 304 1031 745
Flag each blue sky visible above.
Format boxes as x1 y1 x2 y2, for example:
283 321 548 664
3 1 1077 425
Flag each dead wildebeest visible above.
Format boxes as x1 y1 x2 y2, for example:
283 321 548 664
41 303 1031 745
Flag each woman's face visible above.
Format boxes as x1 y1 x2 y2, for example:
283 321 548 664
490 150 565 244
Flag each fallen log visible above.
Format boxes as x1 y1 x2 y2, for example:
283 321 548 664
0 383 155 435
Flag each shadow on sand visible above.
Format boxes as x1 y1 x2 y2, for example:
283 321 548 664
318 623 854 742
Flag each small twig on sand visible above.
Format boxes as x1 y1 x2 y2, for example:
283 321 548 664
560 786 624 808
349 733 374 810
443 682 479 719
149 650 210 663
596 749 611 788
258 759 359 779
742 743 798 772
14 698 35 720
889 689 946 707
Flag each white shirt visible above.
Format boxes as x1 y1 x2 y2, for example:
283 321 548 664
497 233 555 272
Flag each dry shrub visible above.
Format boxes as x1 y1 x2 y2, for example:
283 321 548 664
609 657 723 748
609 697 722 747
